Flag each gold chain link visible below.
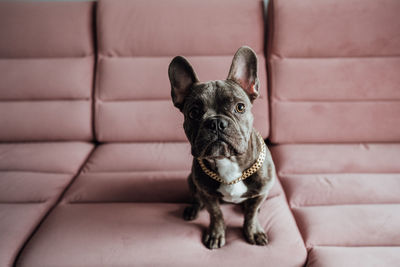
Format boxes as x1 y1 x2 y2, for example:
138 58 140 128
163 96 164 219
197 131 266 185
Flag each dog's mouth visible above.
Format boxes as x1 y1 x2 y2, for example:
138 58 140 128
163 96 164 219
202 140 231 159
195 135 245 160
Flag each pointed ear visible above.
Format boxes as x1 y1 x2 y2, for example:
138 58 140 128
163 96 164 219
168 56 198 110
227 46 259 102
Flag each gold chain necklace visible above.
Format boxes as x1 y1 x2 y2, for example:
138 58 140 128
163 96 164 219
197 131 266 185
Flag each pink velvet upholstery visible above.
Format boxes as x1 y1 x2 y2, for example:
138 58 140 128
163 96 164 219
0 204 50 267
0 2 95 266
272 144 400 265
307 247 400 267
16 1 308 266
63 143 283 203
18 193 306 267
3 0 399 266
0 143 93 267
0 143 94 202
19 144 307 266
267 0 400 265
268 0 400 143
95 0 269 142
0 1 94 141
64 143 193 203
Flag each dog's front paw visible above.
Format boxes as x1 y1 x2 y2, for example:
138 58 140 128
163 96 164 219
245 230 268 246
203 229 226 249
183 206 199 221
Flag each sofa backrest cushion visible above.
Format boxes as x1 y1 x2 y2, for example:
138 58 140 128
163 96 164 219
268 0 400 143
95 0 269 142
0 1 94 142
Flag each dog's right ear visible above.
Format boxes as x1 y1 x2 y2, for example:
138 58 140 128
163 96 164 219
168 56 198 110
227 46 259 102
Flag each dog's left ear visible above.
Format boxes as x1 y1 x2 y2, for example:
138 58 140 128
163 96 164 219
227 46 259 102
168 56 199 110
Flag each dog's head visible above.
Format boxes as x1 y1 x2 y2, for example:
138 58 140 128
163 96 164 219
169 46 260 159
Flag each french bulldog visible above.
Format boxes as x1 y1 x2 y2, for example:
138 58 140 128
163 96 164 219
168 46 276 249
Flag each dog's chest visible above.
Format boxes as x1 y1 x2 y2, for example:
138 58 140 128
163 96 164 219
215 158 247 203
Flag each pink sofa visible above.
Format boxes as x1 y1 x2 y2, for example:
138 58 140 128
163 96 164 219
0 0 399 266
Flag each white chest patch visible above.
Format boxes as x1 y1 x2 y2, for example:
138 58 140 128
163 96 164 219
215 158 248 203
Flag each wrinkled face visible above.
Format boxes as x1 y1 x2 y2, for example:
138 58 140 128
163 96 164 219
169 46 260 159
182 80 254 159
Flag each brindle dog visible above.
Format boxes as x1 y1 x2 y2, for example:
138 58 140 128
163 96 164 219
168 46 276 249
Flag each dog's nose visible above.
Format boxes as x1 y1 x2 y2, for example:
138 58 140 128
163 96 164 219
205 118 228 132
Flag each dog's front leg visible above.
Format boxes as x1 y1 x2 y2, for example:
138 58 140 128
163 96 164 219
243 195 268 246
201 194 226 249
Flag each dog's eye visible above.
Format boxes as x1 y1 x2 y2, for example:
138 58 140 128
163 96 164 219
235 103 246 113
189 108 201 120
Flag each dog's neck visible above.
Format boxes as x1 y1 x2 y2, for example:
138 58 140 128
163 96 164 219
214 158 242 184
202 129 263 181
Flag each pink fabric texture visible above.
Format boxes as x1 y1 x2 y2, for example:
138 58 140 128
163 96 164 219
0 2 93 58
64 143 193 203
19 149 306 267
95 56 269 142
0 143 94 202
0 2 95 265
280 173 400 207
14 0 307 265
0 101 92 141
270 57 400 101
272 144 400 264
63 143 281 203
269 0 400 58
2 0 399 266
0 204 49 267
17 200 306 267
95 0 270 142
0 142 93 267
268 1 400 265
271 101 400 143
271 144 400 174
97 0 264 57
0 58 93 100
307 247 400 267
0 1 94 141
0 142 94 174
293 205 400 247
268 0 400 143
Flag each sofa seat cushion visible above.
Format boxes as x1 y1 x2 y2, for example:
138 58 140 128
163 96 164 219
306 246 400 267
271 144 400 265
63 142 192 203
17 199 307 267
0 142 94 203
0 142 93 267
0 142 94 174
0 204 49 267
63 143 282 203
